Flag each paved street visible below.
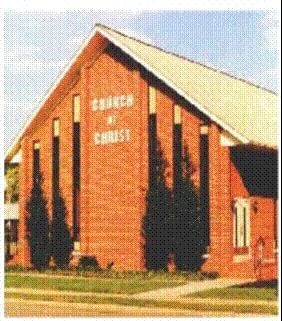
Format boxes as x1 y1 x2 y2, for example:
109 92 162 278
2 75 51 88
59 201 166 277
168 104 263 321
5 298 261 317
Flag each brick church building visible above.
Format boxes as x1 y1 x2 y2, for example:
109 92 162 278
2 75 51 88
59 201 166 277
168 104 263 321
5 24 278 279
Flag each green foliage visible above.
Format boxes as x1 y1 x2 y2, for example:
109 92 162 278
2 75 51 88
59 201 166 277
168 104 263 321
50 192 73 268
26 174 50 271
78 256 100 270
142 142 172 270
201 271 220 279
5 166 19 203
5 269 216 281
142 142 206 272
4 265 31 272
173 146 205 271
173 177 200 270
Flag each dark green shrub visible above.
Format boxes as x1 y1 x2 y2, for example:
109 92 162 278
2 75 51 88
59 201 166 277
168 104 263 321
201 271 220 279
4 264 31 272
26 174 50 271
142 141 172 271
78 256 100 270
173 146 205 271
50 191 72 269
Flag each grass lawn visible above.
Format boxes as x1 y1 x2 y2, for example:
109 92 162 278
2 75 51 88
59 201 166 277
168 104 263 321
188 280 278 301
5 275 278 315
5 274 185 295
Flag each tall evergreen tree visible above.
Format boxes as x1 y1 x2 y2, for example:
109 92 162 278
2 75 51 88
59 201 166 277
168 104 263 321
26 174 50 271
173 146 205 271
142 142 172 270
50 191 72 268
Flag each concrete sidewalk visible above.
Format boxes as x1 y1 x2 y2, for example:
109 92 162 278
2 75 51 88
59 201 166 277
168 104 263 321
133 278 255 299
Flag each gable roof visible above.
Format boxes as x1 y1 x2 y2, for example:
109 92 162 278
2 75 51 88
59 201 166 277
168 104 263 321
97 24 277 148
5 24 278 162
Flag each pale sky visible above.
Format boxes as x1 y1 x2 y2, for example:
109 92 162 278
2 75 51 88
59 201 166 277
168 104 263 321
3 10 280 151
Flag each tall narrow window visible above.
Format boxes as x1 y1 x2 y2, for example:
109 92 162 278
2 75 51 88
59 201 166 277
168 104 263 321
233 198 250 254
173 105 182 192
73 95 80 241
200 125 210 247
33 142 40 185
148 86 157 187
243 207 247 247
52 119 60 202
234 207 238 248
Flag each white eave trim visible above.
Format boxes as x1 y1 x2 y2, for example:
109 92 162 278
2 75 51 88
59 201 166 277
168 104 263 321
5 25 250 162
10 149 22 164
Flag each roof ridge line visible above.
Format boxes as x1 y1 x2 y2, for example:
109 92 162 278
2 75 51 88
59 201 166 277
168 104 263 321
96 23 277 95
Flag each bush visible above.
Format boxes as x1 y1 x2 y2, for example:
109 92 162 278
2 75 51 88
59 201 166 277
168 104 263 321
142 141 172 271
5 165 19 203
50 192 72 269
173 146 205 271
26 174 50 271
78 256 100 270
201 271 220 279
5 264 31 272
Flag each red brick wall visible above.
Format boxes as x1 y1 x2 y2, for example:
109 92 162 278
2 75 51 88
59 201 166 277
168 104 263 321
202 148 277 279
17 137 30 265
15 41 277 279
81 47 146 269
202 124 222 272
181 103 202 188
230 159 249 197
251 197 277 279
16 78 82 265
155 84 174 189
230 153 277 279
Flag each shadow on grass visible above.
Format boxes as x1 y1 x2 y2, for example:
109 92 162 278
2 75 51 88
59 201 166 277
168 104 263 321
232 279 277 289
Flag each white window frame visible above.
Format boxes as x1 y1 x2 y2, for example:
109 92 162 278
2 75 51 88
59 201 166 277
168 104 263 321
233 197 250 249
